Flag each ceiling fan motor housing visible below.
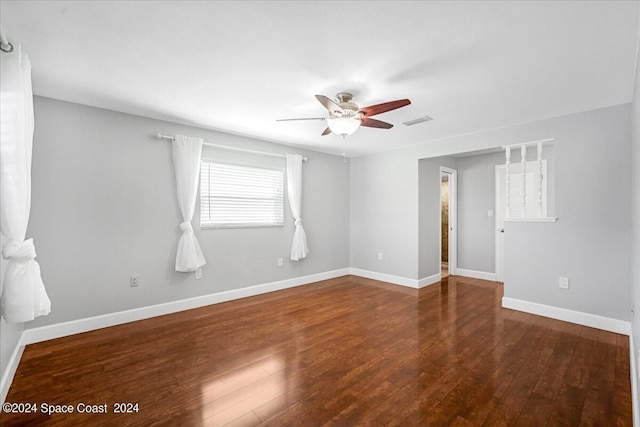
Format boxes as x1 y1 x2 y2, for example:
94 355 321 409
334 92 360 118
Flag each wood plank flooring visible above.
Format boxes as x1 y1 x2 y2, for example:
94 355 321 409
1 275 632 426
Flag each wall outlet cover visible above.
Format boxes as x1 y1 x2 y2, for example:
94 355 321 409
559 276 569 289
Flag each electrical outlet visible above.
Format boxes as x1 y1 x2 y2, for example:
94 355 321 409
278 258 284 267
195 268 202 279
559 276 569 289
488 209 494 217
130 276 139 287
378 252 383 260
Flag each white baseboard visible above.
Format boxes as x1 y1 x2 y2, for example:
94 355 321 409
456 268 497 281
22 268 350 345
630 334 639 427
502 297 631 335
348 268 419 289
418 273 442 288
0 341 24 405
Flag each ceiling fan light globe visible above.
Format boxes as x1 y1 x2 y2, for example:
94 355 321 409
327 117 361 136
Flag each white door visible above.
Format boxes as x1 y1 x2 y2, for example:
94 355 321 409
495 161 547 282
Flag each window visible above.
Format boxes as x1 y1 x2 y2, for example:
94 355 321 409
496 140 556 222
200 160 284 229
504 160 548 218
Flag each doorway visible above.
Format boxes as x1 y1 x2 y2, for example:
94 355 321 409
440 167 457 278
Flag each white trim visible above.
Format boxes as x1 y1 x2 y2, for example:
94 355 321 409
348 268 442 289
0 341 24 404
349 268 419 289
502 297 631 335
504 217 558 222
495 164 503 282
456 268 497 281
21 268 350 345
501 138 555 149
418 273 442 288
630 333 639 427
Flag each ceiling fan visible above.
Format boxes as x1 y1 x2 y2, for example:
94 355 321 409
277 92 411 136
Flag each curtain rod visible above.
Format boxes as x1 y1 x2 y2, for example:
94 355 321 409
156 133 307 161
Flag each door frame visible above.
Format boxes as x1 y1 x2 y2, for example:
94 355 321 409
495 165 504 282
440 166 457 276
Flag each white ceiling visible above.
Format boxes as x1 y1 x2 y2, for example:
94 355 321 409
2 1 639 157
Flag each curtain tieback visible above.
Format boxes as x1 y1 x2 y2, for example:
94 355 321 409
180 221 194 233
2 238 37 262
294 219 302 226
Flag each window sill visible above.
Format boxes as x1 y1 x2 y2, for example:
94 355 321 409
504 217 558 223
201 224 284 230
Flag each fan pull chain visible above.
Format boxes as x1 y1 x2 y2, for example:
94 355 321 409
342 135 347 163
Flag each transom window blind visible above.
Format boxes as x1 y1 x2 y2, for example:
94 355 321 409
200 160 284 228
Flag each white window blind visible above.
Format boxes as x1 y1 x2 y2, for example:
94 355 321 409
200 160 284 228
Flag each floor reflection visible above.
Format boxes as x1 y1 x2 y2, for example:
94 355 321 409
200 355 288 425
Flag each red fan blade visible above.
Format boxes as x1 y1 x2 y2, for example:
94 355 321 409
321 127 332 136
315 95 344 115
360 118 393 129
359 99 411 117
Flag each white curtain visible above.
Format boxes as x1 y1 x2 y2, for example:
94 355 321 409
172 135 206 272
286 154 309 261
0 43 51 323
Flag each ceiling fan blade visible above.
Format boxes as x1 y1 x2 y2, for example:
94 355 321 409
359 99 411 117
315 95 344 115
321 127 332 136
360 118 393 129
276 117 326 122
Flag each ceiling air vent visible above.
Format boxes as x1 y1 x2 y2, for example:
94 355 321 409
403 115 433 126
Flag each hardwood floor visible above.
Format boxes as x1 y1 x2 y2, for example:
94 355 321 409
2 275 632 426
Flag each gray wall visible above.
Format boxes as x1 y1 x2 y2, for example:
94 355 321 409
456 152 503 274
351 103 632 321
503 105 631 320
350 149 419 279
418 156 456 279
26 97 350 328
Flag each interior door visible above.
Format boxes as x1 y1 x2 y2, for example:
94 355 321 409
495 160 547 283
